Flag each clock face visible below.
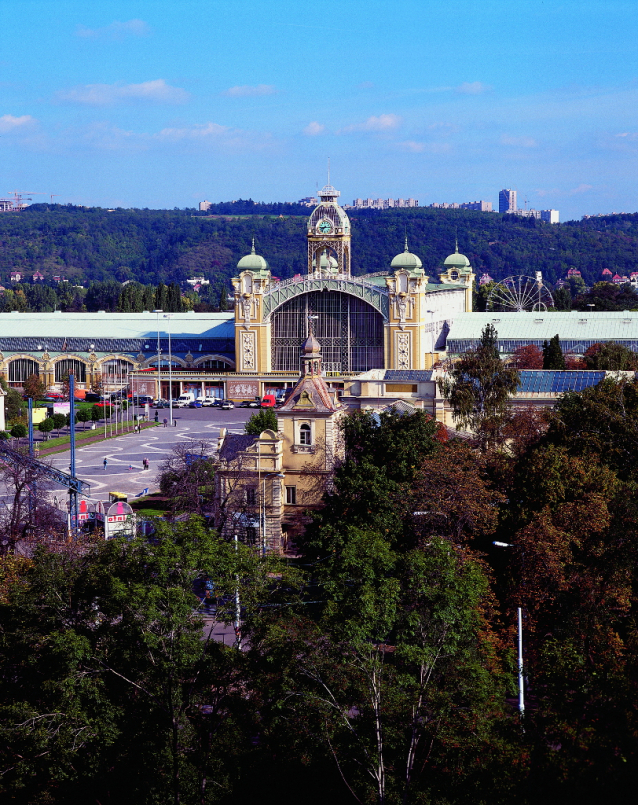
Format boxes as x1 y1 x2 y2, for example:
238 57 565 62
318 219 332 234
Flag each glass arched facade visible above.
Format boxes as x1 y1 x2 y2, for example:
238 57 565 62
271 291 384 373
55 359 86 383
8 358 39 383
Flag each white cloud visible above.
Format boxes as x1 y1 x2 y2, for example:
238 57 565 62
223 84 277 97
57 79 189 106
341 114 402 133
303 121 325 136
0 114 37 133
396 140 451 154
76 19 150 39
155 122 229 142
455 81 492 95
616 131 638 140
569 184 593 195
500 134 538 148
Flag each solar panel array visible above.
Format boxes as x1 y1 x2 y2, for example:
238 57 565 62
518 371 606 394
384 370 433 382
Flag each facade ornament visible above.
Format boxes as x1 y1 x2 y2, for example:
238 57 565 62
241 331 256 370
396 293 415 330
396 332 411 369
136 351 145 362
185 351 194 366
242 293 252 329
42 351 50 362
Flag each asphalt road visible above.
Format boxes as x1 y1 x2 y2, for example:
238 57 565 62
46 405 255 505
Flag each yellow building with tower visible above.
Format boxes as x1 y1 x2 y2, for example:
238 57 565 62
231 180 475 387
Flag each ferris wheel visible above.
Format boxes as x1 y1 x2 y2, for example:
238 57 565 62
487 272 554 312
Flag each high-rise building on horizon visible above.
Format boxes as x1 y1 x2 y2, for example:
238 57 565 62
499 188 517 213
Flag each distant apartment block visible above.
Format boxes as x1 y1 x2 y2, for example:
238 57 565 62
349 198 419 210
199 200 213 211
429 200 493 212
498 188 559 223
499 188 517 213
0 199 14 212
298 196 318 206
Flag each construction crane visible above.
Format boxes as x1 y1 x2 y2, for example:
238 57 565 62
50 194 60 204
6 190 45 210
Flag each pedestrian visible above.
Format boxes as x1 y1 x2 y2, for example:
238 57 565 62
103 457 107 470
163 418 168 428
174 419 177 427
154 412 159 423
143 457 149 470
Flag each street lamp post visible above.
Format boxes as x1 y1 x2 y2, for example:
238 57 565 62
493 540 525 716
163 314 174 425
154 309 163 402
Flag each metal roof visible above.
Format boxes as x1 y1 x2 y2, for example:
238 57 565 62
447 311 638 344
0 311 235 341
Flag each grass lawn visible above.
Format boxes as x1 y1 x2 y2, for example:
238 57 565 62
129 493 170 517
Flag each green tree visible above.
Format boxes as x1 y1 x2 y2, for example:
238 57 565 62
37 417 54 439
583 341 638 370
0 520 282 804
90 404 102 423
76 408 90 429
439 324 519 449
156 440 217 515
52 412 66 436
22 373 46 400
542 334 566 369
0 377 24 424
553 285 572 310
244 408 278 435
9 423 26 442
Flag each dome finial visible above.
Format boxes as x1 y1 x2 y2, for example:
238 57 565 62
251 236 256 255
404 226 409 253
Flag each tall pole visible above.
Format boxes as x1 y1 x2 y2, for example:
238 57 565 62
69 373 78 538
518 607 525 716
164 313 173 426
27 398 35 522
234 532 241 649
155 309 163 402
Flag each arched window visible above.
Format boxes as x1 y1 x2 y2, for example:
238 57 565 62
198 359 231 371
299 424 312 445
55 359 86 383
8 358 39 383
102 359 131 379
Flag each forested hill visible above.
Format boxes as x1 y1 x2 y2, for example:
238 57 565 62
1 202 638 289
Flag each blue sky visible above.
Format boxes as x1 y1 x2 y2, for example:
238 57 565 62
2 0 637 220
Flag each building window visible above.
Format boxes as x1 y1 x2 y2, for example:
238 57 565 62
299 424 311 445
246 488 256 505
245 527 257 545
286 486 297 505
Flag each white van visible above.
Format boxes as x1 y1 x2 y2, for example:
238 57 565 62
175 392 196 408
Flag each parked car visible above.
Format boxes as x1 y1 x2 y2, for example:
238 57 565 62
188 400 203 408
84 392 101 403
201 397 218 407
220 400 234 410
238 399 260 408
261 394 276 408
154 400 170 409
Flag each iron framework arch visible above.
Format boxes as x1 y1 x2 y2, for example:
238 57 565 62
270 290 385 373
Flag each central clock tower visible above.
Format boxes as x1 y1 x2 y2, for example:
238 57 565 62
307 181 351 275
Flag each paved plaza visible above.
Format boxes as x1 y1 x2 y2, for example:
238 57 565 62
46 406 253 505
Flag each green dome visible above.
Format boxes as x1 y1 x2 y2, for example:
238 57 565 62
444 243 471 269
391 237 423 270
237 239 268 271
